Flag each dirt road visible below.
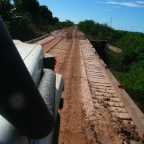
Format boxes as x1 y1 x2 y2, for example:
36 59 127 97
58 28 88 144
39 27 143 144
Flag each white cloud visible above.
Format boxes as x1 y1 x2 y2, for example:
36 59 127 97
136 1 144 4
93 0 144 8
107 1 141 7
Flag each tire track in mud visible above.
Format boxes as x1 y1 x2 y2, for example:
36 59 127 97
80 39 142 144
42 27 88 144
43 36 63 53
58 28 88 144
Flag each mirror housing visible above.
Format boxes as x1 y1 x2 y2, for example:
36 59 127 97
0 17 54 139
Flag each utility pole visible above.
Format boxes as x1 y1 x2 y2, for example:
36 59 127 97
131 26 134 32
110 17 112 27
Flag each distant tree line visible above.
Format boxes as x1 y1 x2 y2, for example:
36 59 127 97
78 20 144 111
77 20 125 42
0 0 74 41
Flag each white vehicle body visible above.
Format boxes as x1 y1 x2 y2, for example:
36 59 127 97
0 40 64 144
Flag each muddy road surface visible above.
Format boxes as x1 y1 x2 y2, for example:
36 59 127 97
37 27 144 144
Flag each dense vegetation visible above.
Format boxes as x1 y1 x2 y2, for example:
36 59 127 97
0 0 74 41
78 20 144 111
1 1 144 110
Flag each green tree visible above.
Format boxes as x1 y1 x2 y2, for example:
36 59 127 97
0 0 12 20
53 17 59 23
14 0 40 15
38 5 53 25
78 20 96 36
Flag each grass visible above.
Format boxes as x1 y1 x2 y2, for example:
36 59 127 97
106 48 144 112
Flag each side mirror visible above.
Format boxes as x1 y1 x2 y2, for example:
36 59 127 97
0 17 54 139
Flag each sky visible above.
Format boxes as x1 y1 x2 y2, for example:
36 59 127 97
38 0 144 33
